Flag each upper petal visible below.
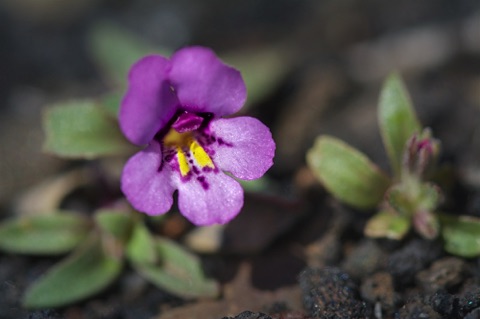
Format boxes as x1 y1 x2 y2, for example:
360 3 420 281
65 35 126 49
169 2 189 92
209 117 275 180
175 172 244 226
120 55 179 145
169 46 246 116
121 141 176 215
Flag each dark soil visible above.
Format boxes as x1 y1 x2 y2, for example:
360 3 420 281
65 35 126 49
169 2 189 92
1 0 480 318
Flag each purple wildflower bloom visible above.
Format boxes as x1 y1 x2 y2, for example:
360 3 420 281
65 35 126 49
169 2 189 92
119 46 275 226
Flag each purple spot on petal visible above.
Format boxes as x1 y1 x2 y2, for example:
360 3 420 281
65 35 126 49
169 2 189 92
196 176 209 190
216 138 233 147
192 166 200 175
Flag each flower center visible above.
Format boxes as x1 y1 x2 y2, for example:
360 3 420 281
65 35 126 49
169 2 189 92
162 113 215 180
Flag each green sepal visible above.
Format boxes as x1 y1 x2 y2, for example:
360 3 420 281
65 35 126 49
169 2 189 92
126 221 158 265
94 209 134 243
133 238 219 299
43 100 134 159
23 234 123 308
307 135 391 210
439 213 480 258
364 210 411 240
0 213 90 255
378 73 421 177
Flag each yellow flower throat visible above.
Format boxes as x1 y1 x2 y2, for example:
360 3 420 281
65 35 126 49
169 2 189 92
163 128 215 177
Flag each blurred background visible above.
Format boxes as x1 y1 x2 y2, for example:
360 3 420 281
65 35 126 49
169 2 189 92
1 0 479 213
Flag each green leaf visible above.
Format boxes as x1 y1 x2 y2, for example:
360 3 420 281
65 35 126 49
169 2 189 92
133 238 219 299
364 210 411 240
307 135 391 210
87 22 171 88
0 213 90 255
378 73 421 177
23 235 123 308
126 221 157 265
439 214 480 258
94 210 134 243
43 100 134 159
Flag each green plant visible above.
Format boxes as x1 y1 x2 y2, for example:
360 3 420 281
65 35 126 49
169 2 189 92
307 73 480 257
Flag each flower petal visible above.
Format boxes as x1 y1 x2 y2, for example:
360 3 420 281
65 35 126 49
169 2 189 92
120 55 179 145
169 46 246 116
121 141 175 215
175 172 243 226
209 117 275 180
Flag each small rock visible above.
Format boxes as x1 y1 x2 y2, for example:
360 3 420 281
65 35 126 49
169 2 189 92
342 239 387 279
416 257 466 293
361 272 396 311
387 239 443 288
464 307 480 319
299 267 370 319
396 299 441 319
459 283 480 317
428 290 456 318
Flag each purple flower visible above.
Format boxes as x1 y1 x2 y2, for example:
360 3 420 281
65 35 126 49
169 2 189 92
119 46 275 226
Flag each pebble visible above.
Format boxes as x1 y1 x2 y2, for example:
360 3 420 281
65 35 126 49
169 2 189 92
387 239 443 288
416 257 466 293
342 239 387 280
396 299 441 319
299 267 370 319
360 272 396 311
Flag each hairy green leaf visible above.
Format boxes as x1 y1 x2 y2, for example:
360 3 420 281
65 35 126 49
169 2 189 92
439 214 480 258
43 100 133 159
307 135 391 210
23 235 123 308
0 213 90 255
378 73 421 177
133 238 219 298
